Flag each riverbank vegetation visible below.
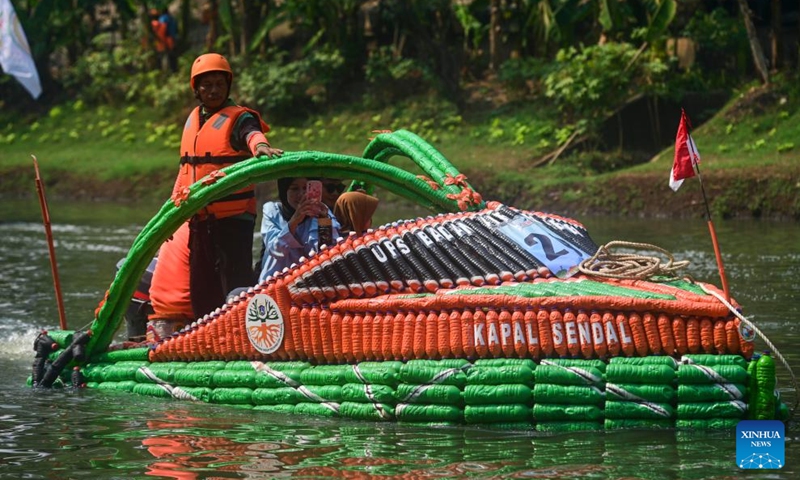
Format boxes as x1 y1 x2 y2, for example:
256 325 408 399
2 1 799 219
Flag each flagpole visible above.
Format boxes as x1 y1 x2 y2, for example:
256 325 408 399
32 155 68 330
692 151 732 303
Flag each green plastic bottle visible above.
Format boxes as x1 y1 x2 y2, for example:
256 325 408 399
754 351 776 420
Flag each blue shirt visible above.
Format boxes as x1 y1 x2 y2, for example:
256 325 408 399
258 202 340 282
159 13 178 38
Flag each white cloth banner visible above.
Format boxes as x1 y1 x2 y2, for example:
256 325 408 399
0 0 42 99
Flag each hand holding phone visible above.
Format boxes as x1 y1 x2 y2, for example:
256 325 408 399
305 180 322 203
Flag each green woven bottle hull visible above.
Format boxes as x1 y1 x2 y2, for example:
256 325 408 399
408 359 470 369
173 368 215 387
180 387 212 402
73 353 792 431
254 369 303 388
605 401 674 419
89 364 139 382
97 380 138 392
210 387 253 404
677 383 746 402
223 360 256 370
134 363 186 384
676 418 740 430
253 384 342 403
466 366 535 385
533 384 604 405
307 385 343 402
610 356 678 368
343 364 402 386
535 421 602 432
463 384 531 405
253 387 308 405
82 364 112 382
341 383 396 403
606 383 676 403
533 404 603 421
253 404 296 414
604 418 673 429
534 365 603 386
605 364 676 384
464 404 531 424
338 401 395 421
396 383 461 405
544 358 607 372
132 383 173 398
295 402 339 417
212 369 257 388
90 347 149 363
261 361 312 371
399 365 467 387
185 361 227 370
474 358 537 370
677 364 748 384
677 401 747 419
482 422 535 430
396 403 462 422
299 365 350 385
680 354 747 369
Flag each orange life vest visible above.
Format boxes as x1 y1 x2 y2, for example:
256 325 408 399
150 20 168 52
149 222 193 320
175 105 269 218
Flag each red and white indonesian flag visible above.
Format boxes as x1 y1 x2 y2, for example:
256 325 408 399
0 0 41 99
670 109 700 191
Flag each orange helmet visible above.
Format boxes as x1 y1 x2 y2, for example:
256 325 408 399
190 53 233 90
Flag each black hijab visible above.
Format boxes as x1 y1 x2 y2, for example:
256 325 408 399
277 177 296 221
277 177 320 221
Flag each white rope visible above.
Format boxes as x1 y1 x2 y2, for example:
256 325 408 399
698 283 799 419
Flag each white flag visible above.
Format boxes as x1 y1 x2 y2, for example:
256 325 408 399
0 0 42 99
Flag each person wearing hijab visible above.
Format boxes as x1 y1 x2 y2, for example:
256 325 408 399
320 178 346 210
334 191 379 236
258 178 340 282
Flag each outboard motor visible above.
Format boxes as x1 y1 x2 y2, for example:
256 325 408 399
116 257 157 341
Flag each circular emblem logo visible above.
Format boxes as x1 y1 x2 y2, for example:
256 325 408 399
245 293 284 354
738 322 756 343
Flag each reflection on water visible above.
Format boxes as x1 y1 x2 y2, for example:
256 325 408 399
0 207 799 478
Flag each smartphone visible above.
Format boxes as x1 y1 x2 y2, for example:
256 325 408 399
305 180 322 203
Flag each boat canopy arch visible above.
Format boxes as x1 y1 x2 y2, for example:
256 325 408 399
87 130 485 354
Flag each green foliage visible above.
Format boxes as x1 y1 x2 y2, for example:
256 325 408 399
543 42 667 122
679 8 748 89
363 47 434 107
682 8 747 58
498 57 550 96
599 0 676 43
60 34 186 115
236 47 345 121
453 0 489 53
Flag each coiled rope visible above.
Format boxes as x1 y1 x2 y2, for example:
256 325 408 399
580 241 798 420
578 241 690 280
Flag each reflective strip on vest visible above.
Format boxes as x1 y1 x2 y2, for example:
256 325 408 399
179 154 250 166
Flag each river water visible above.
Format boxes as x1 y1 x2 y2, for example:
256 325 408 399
0 200 798 479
